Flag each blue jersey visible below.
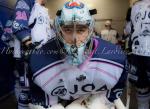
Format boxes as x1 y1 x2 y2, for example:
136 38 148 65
0 21 3 37
0 20 15 99
29 37 128 107
1 18 13 42
12 0 35 41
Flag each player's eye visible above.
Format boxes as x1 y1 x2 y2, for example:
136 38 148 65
64 28 72 32
77 29 85 33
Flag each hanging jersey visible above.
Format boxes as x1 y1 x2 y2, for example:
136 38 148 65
29 3 55 45
131 1 150 56
0 21 3 37
29 37 127 106
12 0 35 41
2 19 13 40
1 19 15 47
101 29 118 44
0 20 15 99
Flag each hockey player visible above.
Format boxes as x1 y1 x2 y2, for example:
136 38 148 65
29 0 55 48
100 20 120 44
1 16 15 47
28 0 128 109
125 0 150 109
0 20 16 109
12 0 55 108
12 0 36 109
124 7 132 52
12 0 35 48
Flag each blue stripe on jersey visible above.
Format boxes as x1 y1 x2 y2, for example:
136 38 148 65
30 38 126 77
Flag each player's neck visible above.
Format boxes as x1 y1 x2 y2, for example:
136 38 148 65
36 0 45 6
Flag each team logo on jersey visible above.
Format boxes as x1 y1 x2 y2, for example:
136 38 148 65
51 86 67 96
13 21 20 30
37 16 44 24
51 84 108 97
65 1 84 9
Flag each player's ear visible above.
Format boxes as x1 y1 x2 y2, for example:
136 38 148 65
89 9 97 15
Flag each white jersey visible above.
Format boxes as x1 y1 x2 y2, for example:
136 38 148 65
131 0 150 56
100 29 118 44
30 38 127 106
29 3 55 45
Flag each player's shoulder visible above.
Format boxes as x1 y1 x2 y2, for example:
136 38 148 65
132 0 144 7
29 37 65 73
96 38 125 56
110 28 118 33
93 38 126 65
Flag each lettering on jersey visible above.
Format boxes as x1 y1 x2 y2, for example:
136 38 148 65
135 11 150 22
16 11 27 20
69 85 78 94
141 11 150 20
51 84 108 97
82 84 95 92
96 85 108 92
142 11 147 20
16 0 30 10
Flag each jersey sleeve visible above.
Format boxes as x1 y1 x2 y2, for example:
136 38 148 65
126 7 131 22
124 7 133 35
12 0 32 41
106 60 128 102
28 4 37 27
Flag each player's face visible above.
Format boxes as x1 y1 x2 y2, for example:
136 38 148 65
61 25 89 46
38 0 47 5
105 24 111 30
